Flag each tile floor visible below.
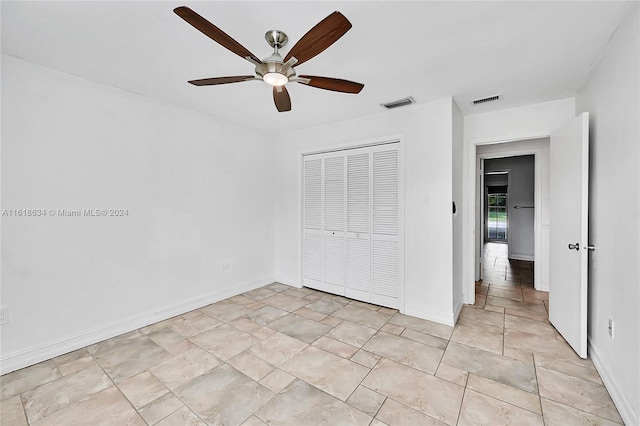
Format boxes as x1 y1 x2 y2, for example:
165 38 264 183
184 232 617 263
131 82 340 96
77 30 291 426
0 244 623 425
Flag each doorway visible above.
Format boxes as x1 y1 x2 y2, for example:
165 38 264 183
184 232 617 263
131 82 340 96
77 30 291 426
472 139 550 298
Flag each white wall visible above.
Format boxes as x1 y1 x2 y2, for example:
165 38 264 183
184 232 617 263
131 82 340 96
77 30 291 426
483 155 535 260
274 98 457 325
463 99 575 302
575 4 639 424
0 55 276 373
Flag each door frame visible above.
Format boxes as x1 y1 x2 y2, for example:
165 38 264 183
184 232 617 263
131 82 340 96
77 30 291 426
483 168 512 246
465 135 548 304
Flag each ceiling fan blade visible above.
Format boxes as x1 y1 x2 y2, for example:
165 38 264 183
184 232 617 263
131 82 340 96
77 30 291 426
188 76 256 86
297 75 364 94
273 86 292 112
174 6 262 64
284 11 352 67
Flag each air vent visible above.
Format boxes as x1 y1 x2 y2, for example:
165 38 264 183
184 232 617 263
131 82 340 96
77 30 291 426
381 97 416 109
471 94 501 105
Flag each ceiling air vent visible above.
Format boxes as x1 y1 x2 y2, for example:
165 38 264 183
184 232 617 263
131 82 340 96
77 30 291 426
381 97 416 109
471 94 501 105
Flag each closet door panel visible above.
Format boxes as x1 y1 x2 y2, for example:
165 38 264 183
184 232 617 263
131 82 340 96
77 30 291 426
346 150 371 300
323 154 346 294
303 156 323 290
371 147 400 307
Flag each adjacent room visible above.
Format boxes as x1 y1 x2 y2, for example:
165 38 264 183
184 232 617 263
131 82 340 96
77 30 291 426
1 1 638 425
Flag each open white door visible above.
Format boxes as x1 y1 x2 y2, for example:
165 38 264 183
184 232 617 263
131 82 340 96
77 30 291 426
549 112 589 358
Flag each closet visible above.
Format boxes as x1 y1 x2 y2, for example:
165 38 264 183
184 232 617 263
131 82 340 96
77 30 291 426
303 142 402 309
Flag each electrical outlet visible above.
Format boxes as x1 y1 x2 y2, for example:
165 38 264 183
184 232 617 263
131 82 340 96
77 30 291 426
608 318 614 338
0 305 9 325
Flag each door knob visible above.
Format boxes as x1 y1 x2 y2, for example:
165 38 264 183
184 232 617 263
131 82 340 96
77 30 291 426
568 243 580 251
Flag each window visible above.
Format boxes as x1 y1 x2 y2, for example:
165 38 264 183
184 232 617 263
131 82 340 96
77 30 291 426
487 192 507 241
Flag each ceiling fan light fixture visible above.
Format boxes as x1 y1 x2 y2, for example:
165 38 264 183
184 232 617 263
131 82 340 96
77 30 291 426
263 72 288 86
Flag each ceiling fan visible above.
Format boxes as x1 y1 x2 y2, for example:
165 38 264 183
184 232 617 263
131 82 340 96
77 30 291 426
174 6 364 112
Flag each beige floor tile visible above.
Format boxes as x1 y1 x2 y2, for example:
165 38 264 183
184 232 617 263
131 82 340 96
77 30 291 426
268 313 332 343
389 314 454 339
321 315 343 326
240 415 268 426
537 366 622 423
484 304 505 314
87 330 144 354
486 296 547 316
190 324 260 360
435 363 469 387
450 323 504 355
294 307 327 322
92 337 172 383
504 314 556 336
0 395 28 426
227 352 275 382
504 307 549 322
504 328 588 366
228 294 256 306
245 305 289 325
534 354 601 384
147 328 188 351
259 369 295 393
362 358 464 426
282 346 369 401
248 332 308 366
378 306 399 315
350 349 381 368
138 392 183 424
312 336 359 359
540 398 623 426
118 371 168 409
255 379 371 425
504 346 535 362
150 346 221 389
327 320 377 347
165 339 196 356
1 361 61 400
363 332 444 374
381 323 405 335
228 317 263 334
304 298 348 315
400 328 449 350
458 389 543 426
242 287 278 301
155 406 206 426
175 364 274 426
261 293 308 312
442 342 537 393
53 349 96 376
281 288 309 299
488 287 524 301
30 386 144 426
22 365 112 423
332 304 392 329
264 283 291 292
467 374 541 414
346 385 386 417
139 316 183 335
371 418 389 426
169 313 223 337
458 306 504 327
375 398 447 425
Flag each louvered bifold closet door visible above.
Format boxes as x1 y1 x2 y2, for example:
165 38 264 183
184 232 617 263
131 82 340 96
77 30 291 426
345 148 371 301
371 145 400 308
323 154 346 295
303 155 323 290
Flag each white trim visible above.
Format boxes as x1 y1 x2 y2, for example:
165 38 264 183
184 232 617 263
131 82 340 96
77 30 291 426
453 299 464 324
589 340 639 426
404 303 456 327
299 133 405 157
0 277 273 375
469 143 546 303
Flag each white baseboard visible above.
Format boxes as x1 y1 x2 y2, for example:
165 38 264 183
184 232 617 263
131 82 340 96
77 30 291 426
404 303 456 327
0 277 273 375
274 277 302 289
588 339 639 426
508 253 535 261
453 299 464 324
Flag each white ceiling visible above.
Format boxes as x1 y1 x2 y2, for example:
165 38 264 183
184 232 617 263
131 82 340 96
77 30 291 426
1 1 632 134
